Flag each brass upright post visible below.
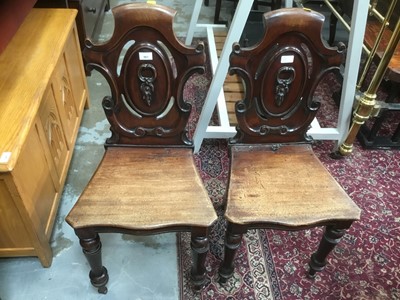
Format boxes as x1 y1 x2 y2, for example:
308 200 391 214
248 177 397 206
339 16 400 156
357 0 397 89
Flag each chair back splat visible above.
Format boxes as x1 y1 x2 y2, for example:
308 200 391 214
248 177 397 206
229 8 345 145
84 4 205 147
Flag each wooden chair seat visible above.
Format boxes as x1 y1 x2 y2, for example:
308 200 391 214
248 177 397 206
226 144 360 228
67 147 217 231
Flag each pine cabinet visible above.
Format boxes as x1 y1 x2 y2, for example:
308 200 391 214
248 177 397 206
0 9 89 267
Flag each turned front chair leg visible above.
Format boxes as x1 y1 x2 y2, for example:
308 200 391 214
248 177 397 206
75 229 109 294
308 225 348 278
190 228 210 290
218 223 244 283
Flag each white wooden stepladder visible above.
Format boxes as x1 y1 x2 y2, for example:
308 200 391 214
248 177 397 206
186 0 370 153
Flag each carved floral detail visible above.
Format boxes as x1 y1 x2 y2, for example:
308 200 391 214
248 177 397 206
138 63 157 107
275 66 296 106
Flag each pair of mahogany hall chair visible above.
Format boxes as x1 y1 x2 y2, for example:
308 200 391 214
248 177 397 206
65 3 361 294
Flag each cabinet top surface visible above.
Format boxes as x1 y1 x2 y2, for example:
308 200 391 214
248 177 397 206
0 9 77 172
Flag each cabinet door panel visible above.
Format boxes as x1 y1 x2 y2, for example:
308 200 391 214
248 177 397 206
12 121 59 239
64 26 88 114
0 179 32 248
53 57 79 147
38 84 70 183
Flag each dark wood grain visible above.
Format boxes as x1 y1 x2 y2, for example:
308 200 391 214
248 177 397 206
83 4 206 146
67 148 216 232
229 8 345 144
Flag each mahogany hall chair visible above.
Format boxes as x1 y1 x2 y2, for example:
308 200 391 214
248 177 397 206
66 3 217 294
218 8 361 283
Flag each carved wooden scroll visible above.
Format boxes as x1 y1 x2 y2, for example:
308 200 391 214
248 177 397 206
229 8 345 144
83 4 206 147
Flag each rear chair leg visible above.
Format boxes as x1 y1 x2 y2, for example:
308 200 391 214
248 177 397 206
190 228 210 290
218 223 244 283
75 229 109 294
308 225 348 278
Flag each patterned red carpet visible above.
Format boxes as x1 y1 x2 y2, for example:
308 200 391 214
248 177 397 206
179 71 400 299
